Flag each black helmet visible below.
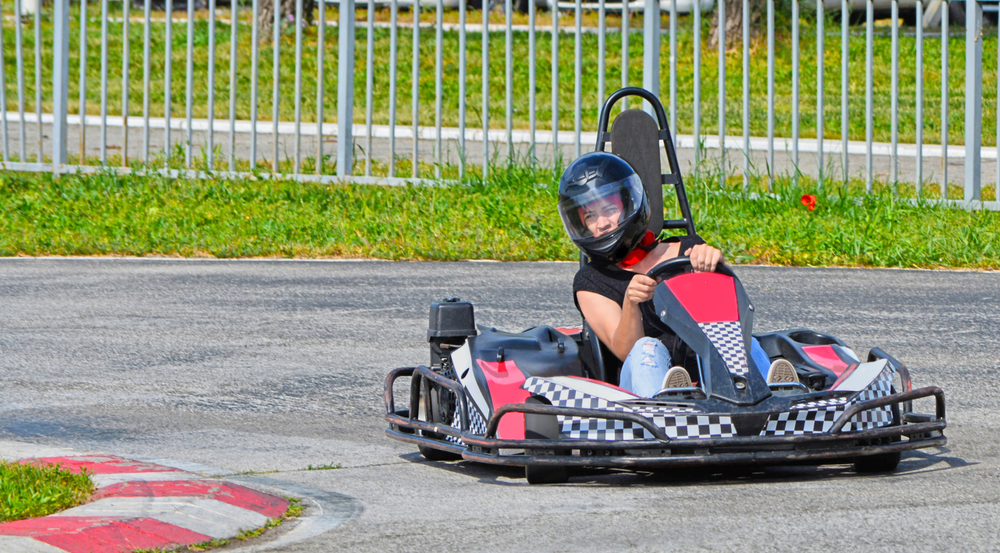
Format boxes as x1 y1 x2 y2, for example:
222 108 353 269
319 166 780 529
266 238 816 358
557 152 650 264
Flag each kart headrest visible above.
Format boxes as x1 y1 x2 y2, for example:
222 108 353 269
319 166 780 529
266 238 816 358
611 109 663 237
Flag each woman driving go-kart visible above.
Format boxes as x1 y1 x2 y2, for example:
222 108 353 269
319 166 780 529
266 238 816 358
558 151 798 397
384 87 946 482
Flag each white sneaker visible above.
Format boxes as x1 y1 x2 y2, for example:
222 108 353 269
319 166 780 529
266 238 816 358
662 366 693 389
767 359 799 384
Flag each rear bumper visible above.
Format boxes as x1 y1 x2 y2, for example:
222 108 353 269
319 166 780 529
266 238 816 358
385 366 947 469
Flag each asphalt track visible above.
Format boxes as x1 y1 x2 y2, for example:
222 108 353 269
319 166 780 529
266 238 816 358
1 258 998 552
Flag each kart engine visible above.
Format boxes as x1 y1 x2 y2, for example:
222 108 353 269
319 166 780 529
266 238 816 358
427 298 476 371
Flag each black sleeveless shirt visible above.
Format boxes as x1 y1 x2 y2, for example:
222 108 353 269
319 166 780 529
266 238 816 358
572 234 706 350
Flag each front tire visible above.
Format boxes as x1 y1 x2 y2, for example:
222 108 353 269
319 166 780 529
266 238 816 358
854 393 901 473
854 451 901 473
525 464 569 484
419 444 462 461
524 396 569 484
418 383 463 461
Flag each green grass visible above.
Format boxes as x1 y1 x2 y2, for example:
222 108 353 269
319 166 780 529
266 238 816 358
1 164 997 268
134 498 302 552
3 4 998 170
305 462 342 470
0 460 94 522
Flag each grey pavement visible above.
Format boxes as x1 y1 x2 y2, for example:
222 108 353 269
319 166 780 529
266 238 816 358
7 119 995 188
1 259 998 551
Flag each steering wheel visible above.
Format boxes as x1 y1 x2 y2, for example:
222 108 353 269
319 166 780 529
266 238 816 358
645 256 695 282
645 256 736 282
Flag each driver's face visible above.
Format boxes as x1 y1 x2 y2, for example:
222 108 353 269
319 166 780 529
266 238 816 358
580 195 623 238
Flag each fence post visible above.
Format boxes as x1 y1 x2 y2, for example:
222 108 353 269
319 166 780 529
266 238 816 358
337 0 356 178
51 0 69 167
964 0 982 202
643 0 660 111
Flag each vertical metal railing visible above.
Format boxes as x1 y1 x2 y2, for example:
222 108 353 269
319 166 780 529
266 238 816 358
411 0 420 178
815 0 823 190
0 5 8 162
841 0 849 188
717 0 724 189
790 0 798 186
766 0 774 189
2 0 990 209
229 0 240 172
941 2 949 198
316 0 325 175
121 0 129 167
741 0 749 191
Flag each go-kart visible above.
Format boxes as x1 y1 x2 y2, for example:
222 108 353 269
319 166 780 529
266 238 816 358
383 87 947 484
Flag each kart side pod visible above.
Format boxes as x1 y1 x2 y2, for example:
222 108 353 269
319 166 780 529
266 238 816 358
427 298 476 368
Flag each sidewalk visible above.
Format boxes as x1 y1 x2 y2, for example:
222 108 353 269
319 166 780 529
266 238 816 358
3 112 996 187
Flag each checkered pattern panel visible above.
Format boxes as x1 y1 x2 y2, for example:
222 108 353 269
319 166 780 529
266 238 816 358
559 414 735 441
652 414 736 439
524 377 734 441
560 418 647 440
790 397 850 410
444 394 489 444
629 404 701 415
698 321 750 376
522 377 631 412
762 364 898 436
760 407 844 436
843 366 895 432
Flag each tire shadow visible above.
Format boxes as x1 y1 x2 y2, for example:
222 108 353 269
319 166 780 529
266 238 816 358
397 445 972 487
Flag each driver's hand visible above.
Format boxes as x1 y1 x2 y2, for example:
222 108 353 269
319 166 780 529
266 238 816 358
685 244 723 273
624 274 657 305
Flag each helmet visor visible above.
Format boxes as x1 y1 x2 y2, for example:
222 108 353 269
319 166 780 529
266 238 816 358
558 173 645 241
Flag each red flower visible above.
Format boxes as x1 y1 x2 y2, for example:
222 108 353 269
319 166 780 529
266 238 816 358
801 194 817 211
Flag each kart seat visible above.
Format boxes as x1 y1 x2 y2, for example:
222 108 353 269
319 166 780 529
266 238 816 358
579 88 699 387
611 109 664 236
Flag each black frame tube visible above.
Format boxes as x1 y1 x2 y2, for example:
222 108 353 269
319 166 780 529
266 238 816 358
595 86 696 237
386 368 946 469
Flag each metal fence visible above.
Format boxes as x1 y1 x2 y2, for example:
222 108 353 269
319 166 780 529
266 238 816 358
3 0 998 207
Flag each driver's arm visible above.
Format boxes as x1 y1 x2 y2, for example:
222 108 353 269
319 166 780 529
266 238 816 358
577 273 656 362
577 243 723 362
686 243 723 273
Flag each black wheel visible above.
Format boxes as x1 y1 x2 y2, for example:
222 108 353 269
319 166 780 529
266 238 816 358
854 451 901 473
525 464 569 484
419 444 462 461
524 396 569 484
417 382 463 461
514 0 531 13
854 392 901 473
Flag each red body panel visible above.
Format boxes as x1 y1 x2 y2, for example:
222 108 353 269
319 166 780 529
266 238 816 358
665 272 739 323
802 345 851 376
477 360 530 440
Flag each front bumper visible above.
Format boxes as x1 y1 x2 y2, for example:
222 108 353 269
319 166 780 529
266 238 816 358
385 366 947 469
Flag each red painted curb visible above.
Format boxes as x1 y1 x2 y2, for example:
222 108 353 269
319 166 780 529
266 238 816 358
93 480 291 518
19 455 180 475
1 454 295 552
0 517 211 553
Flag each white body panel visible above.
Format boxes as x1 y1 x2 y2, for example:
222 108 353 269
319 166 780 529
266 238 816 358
453 342 491 419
